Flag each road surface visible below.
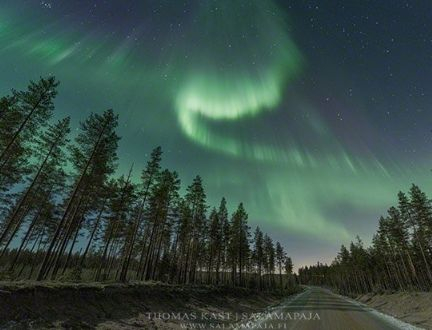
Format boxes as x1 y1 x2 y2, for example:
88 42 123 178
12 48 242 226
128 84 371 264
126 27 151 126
236 286 420 330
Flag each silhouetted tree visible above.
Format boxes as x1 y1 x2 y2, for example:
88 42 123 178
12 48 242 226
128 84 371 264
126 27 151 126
0 79 294 292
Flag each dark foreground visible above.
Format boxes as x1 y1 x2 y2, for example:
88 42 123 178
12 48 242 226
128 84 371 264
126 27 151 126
0 281 293 329
0 283 423 329
237 286 420 330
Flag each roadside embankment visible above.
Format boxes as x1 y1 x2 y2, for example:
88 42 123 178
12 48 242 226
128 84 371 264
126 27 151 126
357 291 432 329
0 281 298 329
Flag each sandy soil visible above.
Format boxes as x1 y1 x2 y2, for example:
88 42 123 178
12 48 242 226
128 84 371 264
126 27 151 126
357 291 432 329
0 281 293 329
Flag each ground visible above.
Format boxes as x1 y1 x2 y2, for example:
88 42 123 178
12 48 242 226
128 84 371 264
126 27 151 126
0 281 296 329
2 282 430 329
357 291 432 329
236 286 422 330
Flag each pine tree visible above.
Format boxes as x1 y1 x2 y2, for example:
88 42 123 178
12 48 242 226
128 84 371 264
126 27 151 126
184 176 207 284
253 226 264 289
228 203 250 286
207 208 220 284
218 197 229 284
37 109 119 280
140 170 179 282
408 185 432 282
275 242 285 289
263 234 275 288
0 94 27 198
0 77 59 173
125 147 163 280
299 186 432 293
174 199 193 284
284 257 293 275
284 257 293 288
0 118 70 251
96 170 135 281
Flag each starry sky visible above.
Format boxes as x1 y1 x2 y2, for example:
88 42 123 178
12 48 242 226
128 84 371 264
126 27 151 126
1 0 432 268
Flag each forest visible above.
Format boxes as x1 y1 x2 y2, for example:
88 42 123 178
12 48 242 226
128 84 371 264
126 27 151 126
0 77 294 290
299 184 432 295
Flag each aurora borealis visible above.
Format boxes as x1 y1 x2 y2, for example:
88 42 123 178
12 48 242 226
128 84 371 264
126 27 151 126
1 1 432 267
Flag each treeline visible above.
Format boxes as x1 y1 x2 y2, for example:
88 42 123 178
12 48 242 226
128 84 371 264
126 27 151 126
299 185 432 295
0 77 294 290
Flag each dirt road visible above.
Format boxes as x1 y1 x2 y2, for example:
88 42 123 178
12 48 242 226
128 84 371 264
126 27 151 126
236 286 421 330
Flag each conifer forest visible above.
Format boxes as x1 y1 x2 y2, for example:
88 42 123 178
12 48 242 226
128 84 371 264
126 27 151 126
0 78 294 289
1 1 432 329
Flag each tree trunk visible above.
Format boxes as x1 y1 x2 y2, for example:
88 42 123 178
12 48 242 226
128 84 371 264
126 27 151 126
37 118 108 281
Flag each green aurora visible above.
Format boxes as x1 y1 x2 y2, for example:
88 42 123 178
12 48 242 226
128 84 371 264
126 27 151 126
1 0 431 266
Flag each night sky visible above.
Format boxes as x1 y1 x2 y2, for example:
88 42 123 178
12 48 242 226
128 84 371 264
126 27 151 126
1 0 432 268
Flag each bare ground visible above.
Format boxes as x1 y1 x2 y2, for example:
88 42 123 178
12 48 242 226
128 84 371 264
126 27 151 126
0 281 296 329
357 291 432 329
